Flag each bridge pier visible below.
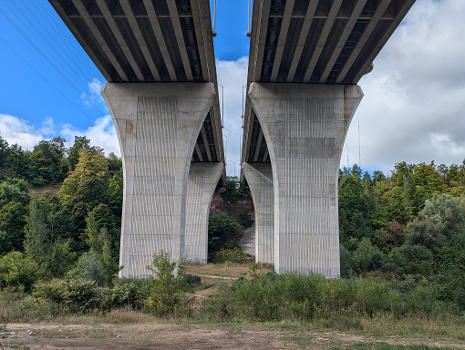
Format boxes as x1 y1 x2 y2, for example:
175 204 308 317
185 162 223 264
242 163 274 264
248 83 363 277
103 82 215 278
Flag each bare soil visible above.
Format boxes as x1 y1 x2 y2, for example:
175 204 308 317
1 320 464 350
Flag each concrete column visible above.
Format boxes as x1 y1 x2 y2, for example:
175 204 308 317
248 83 363 277
103 82 215 278
185 162 223 264
242 163 274 264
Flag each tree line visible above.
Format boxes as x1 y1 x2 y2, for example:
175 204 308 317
0 134 122 288
0 133 464 311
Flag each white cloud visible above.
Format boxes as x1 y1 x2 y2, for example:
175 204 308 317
0 113 119 156
60 115 119 156
0 114 53 150
341 0 465 173
80 78 106 111
217 1 465 176
217 57 248 176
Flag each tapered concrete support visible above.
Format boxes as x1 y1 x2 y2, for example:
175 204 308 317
185 162 223 264
103 82 215 278
242 163 274 264
248 83 363 277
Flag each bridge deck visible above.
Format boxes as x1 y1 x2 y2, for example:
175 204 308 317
50 0 223 163
242 0 415 165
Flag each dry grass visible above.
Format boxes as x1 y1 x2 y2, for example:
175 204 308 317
186 262 272 279
1 318 464 350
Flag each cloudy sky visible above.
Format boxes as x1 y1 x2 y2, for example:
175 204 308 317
0 0 464 175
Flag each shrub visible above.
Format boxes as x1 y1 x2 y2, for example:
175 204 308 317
34 278 101 313
208 213 241 254
205 269 459 322
66 251 108 286
145 251 190 316
110 278 150 310
238 209 254 228
0 251 40 292
212 247 253 264
220 177 244 203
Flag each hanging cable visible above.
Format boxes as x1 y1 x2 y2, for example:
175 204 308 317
212 0 217 36
247 0 252 36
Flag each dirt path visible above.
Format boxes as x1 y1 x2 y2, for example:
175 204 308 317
1 322 291 350
1 321 464 350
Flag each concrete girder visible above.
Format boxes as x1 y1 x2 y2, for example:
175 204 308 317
103 82 215 278
248 83 363 277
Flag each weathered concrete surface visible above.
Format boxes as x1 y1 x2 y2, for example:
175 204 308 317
242 163 273 264
248 83 363 277
103 82 215 278
185 162 223 264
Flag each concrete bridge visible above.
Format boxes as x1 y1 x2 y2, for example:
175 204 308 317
50 0 225 277
242 0 415 277
51 0 415 278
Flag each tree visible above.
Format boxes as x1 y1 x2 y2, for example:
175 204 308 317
67 136 90 171
0 251 40 292
30 137 68 185
109 169 123 219
208 213 241 254
338 165 372 251
0 178 29 254
60 148 110 225
84 203 118 256
24 195 76 277
0 201 28 254
390 194 465 308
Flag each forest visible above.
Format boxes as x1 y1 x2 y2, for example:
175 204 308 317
0 133 463 323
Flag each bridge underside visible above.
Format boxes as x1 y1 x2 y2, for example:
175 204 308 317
51 0 223 165
242 0 414 276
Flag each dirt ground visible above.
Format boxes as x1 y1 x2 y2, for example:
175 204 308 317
1 320 464 350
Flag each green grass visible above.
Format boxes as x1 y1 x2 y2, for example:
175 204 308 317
332 344 457 350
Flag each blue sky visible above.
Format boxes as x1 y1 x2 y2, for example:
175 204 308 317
0 0 248 129
0 0 464 176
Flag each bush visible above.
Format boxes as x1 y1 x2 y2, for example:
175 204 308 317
66 251 109 286
34 278 101 313
212 247 253 264
220 177 246 203
110 278 150 310
0 251 40 292
205 269 459 322
238 209 254 228
145 251 191 316
208 213 241 255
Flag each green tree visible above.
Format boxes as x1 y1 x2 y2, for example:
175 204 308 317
84 203 118 256
60 148 110 225
24 195 76 277
67 136 90 171
208 213 241 254
109 169 123 219
0 251 40 292
30 137 68 185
